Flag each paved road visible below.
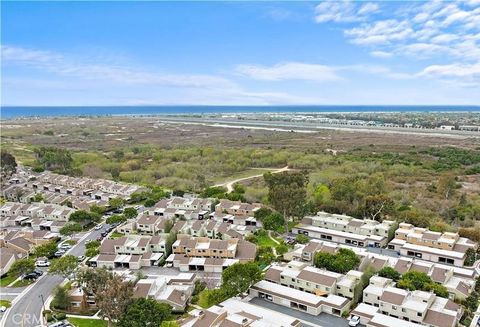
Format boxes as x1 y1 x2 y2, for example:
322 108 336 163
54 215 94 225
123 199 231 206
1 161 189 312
214 166 290 192
1 224 109 327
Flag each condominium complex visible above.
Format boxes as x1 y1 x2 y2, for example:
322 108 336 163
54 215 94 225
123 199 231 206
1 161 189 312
168 236 256 272
214 199 262 217
363 276 462 327
264 260 362 299
388 223 477 266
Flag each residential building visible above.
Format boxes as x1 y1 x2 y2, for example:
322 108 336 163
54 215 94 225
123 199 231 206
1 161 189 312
362 276 463 327
182 298 302 327
264 260 362 299
388 223 477 266
249 280 351 316
214 199 262 217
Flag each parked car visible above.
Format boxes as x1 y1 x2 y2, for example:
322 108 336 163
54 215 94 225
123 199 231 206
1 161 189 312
48 321 72 327
33 270 44 276
35 259 50 267
23 272 39 280
101 231 108 238
77 255 86 262
0 306 6 313
348 315 360 327
59 244 72 250
54 250 66 257
94 224 103 230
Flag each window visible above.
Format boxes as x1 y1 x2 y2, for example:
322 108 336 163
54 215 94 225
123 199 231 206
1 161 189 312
392 305 397 310
417 312 421 317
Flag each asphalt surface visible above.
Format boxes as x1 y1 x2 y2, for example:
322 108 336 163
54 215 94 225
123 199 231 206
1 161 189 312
1 224 109 327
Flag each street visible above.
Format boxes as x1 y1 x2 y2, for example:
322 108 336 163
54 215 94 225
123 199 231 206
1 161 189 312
0 224 109 327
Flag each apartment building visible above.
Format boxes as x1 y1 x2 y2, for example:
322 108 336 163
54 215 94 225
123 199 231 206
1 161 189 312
210 212 261 228
153 197 212 220
284 239 340 263
89 235 166 269
168 235 256 272
214 199 262 217
0 202 74 222
388 223 477 266
304 212 395 238
249 280 351 316
182 298 302 327
133 273 196 312
362 276 462 327
265 260 362 299
293 223 386 248
351 303 424 327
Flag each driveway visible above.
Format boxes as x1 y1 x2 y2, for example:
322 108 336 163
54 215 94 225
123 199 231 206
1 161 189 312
249 298 350 327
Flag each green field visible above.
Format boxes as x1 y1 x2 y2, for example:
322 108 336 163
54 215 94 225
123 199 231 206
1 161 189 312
68 317 108 327
0 274 18 287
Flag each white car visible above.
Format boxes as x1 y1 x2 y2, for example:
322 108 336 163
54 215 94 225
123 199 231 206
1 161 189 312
35 260 50 267
59 244 72 250
0 306 6 313
348 315 360 327
165 262 173 268
94 224 103 230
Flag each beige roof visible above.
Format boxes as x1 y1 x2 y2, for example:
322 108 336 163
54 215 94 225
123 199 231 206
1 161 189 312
423 309 456 327
264 267 282 283
297 269 338 287
379 290 405 305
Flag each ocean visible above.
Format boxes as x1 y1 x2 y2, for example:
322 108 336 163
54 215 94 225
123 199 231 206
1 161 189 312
1 105 479 119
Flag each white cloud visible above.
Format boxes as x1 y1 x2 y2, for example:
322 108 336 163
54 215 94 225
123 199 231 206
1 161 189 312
358 2 379 15
235 62 341 82
370 51 393 58
345 20 413 45
417 62 480 86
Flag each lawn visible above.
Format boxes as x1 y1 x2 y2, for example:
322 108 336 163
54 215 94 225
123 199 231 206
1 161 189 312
10 279 33 288
255 233 279 248
0 300 11 308
68 317 108 327
0 274 18 287
109 232 124 239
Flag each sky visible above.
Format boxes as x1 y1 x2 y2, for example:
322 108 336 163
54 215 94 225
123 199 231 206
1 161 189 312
1 1 480 106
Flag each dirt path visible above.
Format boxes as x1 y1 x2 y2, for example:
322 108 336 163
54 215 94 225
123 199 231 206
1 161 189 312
214 166 290 193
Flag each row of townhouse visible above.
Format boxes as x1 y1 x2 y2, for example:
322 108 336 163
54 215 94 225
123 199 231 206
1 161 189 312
249 280 351 317
172 218 256 240
287 239 476 300
0 202 74 232
389 223 478 266
2 184 108 211
304 211 396 238
264 260 363 299
182 298 302 327
292 212 395 248
33 171 145 198
293 223 387 248
362 276 463 327
352 303 425 327
214 199 263 217
88 235 167 269
167 235 256 272
152 197 213 220
117 214 170 235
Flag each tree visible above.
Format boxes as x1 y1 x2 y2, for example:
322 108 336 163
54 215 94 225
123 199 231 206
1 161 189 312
221 262 262 297
313 184 331 206
69 210 101 226
108 197 125 210
264 171 308 233
9 258 35 276
34 241 58 258
437 174 457 199
144 199 156 207
117 298 171 327
396 271 449 298
106 214 127 225
363 194 394 221
352 265 376 308
60 223 82 236
32 193 45 203
90 204 106 215
34 146 73 174
464 248 476 267
314 248 360 274
378 267 400 281
49 255 78 278
51 285 70 310
123 207 138 219
261 213 285 232
77 267 134 326
0 151 17 177
165 231 177 256
198 288 228 308
295 234 310 244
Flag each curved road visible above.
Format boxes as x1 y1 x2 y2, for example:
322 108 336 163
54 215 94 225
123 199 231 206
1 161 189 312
1 225 109 327
215 166 290 193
